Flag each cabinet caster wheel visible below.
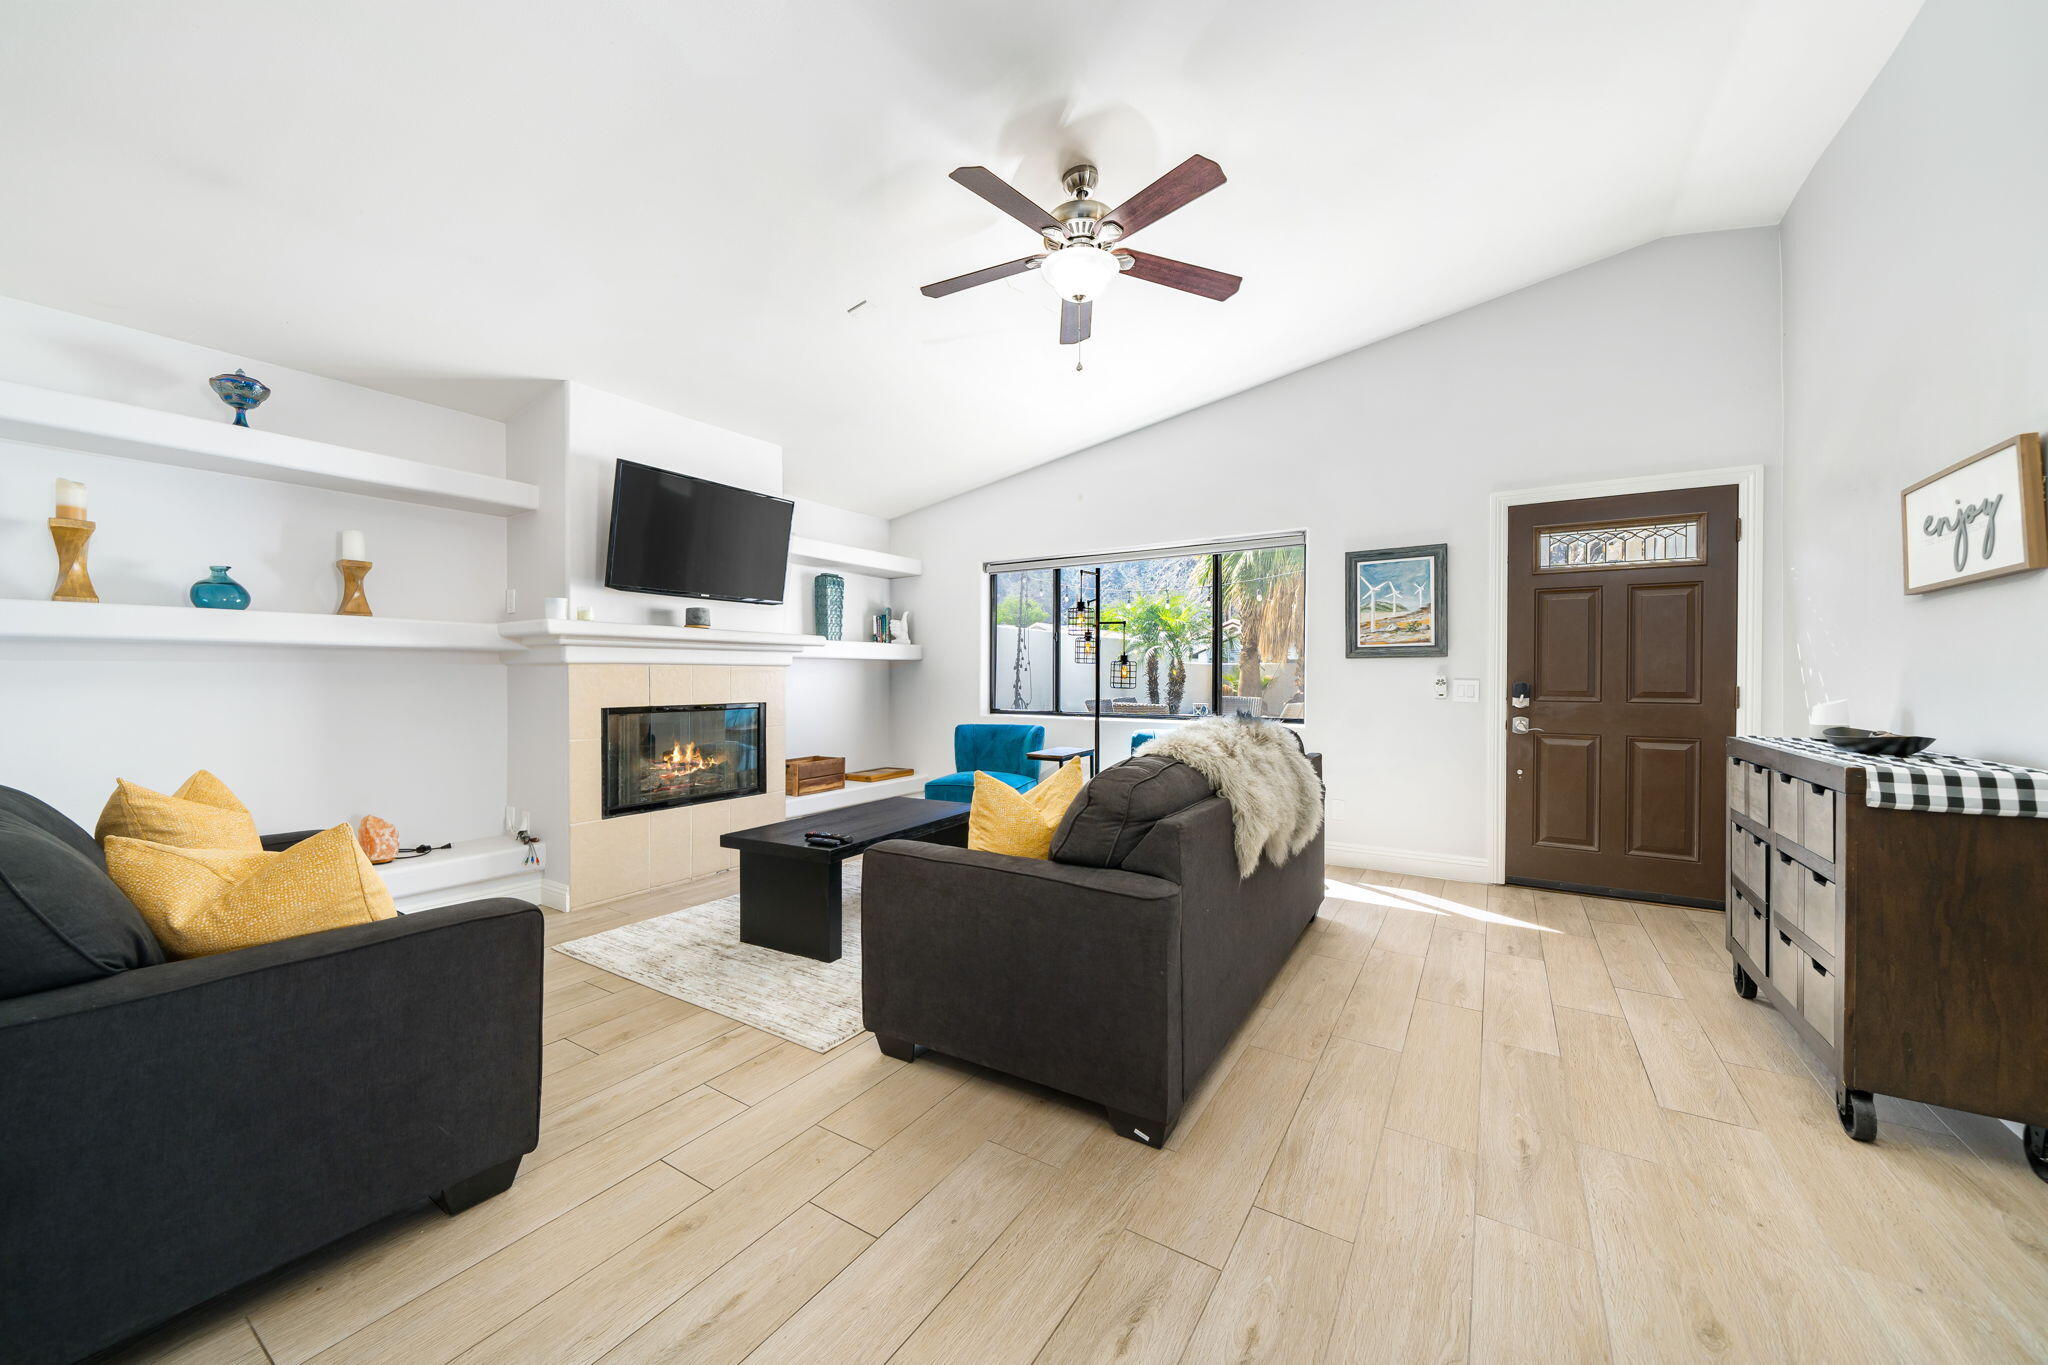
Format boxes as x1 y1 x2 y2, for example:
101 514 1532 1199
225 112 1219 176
1837 1087 1876 1142
1732 962 1757 999
2026 1126 2048 1183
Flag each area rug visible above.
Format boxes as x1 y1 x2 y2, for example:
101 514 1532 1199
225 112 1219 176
553 866 864 1052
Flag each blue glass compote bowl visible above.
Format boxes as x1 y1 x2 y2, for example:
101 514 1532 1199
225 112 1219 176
208 369 271 427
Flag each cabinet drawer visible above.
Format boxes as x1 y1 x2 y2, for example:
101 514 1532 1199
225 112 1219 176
1798 783 1837 862
1741 892 1768 962
1803 957 1838 1046
1769 771 1803 844
1728 757 1749 821
1798 867 1842 959
1745 763 1769 821
1768 930 1804 1008
1734 826 1767 896
1772 852 1803 935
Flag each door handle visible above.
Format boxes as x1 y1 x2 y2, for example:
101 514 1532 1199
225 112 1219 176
1511 716 1545 735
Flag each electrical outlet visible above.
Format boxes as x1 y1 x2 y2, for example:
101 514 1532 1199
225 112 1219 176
1434 675 1450 699
1453 678 1481 703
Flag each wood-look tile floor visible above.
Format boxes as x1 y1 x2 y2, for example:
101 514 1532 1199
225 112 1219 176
107 868 2048 1364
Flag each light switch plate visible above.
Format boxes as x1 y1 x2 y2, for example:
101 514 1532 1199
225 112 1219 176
1452 678 1481 703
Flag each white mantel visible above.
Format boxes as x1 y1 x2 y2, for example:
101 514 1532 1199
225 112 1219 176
500 617 826 667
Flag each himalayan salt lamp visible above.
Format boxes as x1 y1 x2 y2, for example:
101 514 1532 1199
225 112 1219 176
358 815 400 865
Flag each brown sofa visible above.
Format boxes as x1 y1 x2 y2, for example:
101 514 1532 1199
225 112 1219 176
861 751 1325 1145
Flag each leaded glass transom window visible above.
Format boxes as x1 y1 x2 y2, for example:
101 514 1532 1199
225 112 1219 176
1535 516 1703 571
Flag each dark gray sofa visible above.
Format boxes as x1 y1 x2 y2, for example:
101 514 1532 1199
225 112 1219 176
0 785 543 1365
862 751 1325 1146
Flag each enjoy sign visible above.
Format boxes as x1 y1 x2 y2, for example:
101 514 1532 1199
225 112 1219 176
1901 433 2047 594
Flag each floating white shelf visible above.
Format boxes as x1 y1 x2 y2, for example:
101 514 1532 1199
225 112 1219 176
784 774 927 817
787 536 922 580
0 599 512 652
0 379 541 517
802 640 923 661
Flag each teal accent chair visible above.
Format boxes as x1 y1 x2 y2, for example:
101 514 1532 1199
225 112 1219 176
923 724 1045 804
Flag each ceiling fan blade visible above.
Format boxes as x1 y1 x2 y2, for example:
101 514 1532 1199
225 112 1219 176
920 254 1045 298
949 166 1062 237
1103 155 1226 238
1118 250 1241 301
1060 298 1092 345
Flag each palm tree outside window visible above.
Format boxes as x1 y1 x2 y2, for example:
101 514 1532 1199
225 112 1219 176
986 538 1305 721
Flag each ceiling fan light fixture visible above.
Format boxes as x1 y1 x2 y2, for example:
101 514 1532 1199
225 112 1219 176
1039 243 1120 303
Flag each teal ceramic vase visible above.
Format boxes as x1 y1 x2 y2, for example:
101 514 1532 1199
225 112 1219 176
189 566 251 610
813 572 845 641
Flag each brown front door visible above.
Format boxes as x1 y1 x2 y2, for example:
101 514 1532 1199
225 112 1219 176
1505 485 1738 907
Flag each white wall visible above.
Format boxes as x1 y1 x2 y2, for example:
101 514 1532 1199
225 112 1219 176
0 305 902 858
0 303 511 841
0 298 504 473
786 659 900 774
504 378 903 797
889 229 1785 873
560 382 794 632
1781 0 2048 765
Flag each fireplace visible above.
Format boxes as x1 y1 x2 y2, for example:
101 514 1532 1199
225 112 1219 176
602 703 765 817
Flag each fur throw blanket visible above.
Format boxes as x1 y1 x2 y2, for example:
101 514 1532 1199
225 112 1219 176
1137 716 1323 877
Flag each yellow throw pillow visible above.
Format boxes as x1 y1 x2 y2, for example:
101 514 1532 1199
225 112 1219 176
96 770 262 852
968 760 1086 860
105 824 397 959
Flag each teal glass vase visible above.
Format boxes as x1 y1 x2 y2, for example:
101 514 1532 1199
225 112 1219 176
813 572 845 641
189 566 251 610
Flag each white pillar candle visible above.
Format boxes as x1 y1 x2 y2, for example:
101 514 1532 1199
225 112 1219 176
55 479 86 517
339 529 367 561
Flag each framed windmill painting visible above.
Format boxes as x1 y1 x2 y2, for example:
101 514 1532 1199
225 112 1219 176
1346 543 1448 658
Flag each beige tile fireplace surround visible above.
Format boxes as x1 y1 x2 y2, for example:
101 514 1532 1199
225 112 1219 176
563 663 787 907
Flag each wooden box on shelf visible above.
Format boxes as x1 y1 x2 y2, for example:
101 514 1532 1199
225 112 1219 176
847 766 914 783
785 755 846 797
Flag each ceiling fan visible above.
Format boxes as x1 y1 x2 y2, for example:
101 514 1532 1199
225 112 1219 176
920 155 1241 346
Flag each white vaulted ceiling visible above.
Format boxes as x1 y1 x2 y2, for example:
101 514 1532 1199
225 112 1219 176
0 0 1920 516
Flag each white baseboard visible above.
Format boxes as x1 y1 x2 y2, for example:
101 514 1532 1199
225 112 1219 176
538 879 571 911
1325 841 1496 885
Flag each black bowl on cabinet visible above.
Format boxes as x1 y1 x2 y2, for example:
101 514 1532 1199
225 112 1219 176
1821 726 1937 757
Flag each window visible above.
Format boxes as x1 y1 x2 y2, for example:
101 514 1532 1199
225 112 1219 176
1536 516 1702 571
1054 554 1214 719
987 536 1306 721
1213 544 1307 718
990 568 1056 712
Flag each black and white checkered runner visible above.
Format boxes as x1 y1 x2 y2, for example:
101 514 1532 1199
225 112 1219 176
1740 736 2048 817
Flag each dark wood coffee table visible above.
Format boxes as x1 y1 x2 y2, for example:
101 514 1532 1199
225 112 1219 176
719 795 970 961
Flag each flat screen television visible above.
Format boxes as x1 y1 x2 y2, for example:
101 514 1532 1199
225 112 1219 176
603 459 794 604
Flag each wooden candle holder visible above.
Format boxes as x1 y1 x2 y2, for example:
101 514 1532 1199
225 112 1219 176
336 559 374 616
49 517 98 603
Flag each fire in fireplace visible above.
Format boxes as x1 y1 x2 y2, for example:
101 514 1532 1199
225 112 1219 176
602 703 765 817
